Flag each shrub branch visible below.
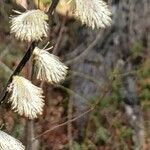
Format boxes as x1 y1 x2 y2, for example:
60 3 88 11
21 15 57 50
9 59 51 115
0 0 60 103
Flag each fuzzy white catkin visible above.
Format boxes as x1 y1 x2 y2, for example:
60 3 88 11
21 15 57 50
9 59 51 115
0 130 25 150
10 9 49 42
33 47 68 83
74 0 112 29
8 76 45 119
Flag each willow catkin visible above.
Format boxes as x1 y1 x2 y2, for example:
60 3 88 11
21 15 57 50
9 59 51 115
10 9 49 42
74 0 112 29
8 76 45 119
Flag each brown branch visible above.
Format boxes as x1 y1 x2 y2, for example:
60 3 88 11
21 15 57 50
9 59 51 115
65 32 102 65
26 120 36 150
63 44 84 60
48 0 59 15
64 26 116 65
67 97 73 150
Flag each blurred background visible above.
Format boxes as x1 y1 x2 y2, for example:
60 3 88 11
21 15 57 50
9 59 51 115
0 0 150 149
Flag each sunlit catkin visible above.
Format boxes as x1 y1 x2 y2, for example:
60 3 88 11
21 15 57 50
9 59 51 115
10 9 49 42
33 47 68 83
7 76 45 119
74 0 112 29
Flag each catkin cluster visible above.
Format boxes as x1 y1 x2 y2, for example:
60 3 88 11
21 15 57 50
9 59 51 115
0 0 111 149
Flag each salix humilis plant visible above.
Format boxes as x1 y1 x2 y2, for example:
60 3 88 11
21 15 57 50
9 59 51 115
0 0 112 149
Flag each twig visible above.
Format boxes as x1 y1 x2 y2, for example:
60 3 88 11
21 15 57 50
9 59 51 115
48 0 59 15
26 120 35 150
64 26 116 65
33 82 111 141
65 32 102 65
63 44 84 59
33 106 94 141
67 97 73 150
53 13 68 55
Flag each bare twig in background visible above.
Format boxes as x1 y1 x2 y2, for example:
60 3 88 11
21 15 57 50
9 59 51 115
65 26 115 65
64 44 84 59
67 97 73 150
53 13 68 55
52 11 75 150
26 120 37 150
65 32 102 65
33 81 112 140
33 106 94 140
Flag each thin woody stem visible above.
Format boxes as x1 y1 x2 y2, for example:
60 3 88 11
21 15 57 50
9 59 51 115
48 0 60 15
33 83 112 141
0 0 60 103
0 42 36 103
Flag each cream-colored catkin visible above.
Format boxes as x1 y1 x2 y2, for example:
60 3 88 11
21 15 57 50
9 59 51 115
10 9 49 42
74 0 112 29
7 75 45 119
33 47 68 83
